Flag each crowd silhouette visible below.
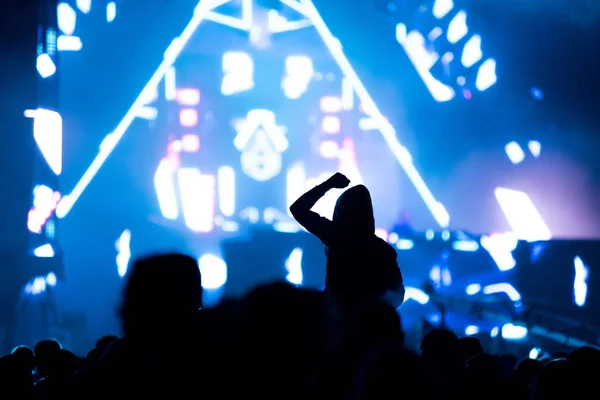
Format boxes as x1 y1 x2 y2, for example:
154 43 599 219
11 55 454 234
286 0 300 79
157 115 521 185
1 173 599 399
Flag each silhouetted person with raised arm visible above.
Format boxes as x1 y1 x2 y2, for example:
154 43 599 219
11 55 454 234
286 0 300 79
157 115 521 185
290 173 404 317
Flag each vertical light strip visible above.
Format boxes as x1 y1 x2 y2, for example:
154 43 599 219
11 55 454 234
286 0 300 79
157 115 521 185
217 166 235 217
178 169 216 232
196 174 216 232
153 159 179 220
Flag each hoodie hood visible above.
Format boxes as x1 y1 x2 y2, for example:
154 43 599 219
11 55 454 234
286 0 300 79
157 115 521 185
332 185 375 235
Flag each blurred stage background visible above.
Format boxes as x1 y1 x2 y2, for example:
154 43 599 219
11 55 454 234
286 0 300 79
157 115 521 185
17 0 600 354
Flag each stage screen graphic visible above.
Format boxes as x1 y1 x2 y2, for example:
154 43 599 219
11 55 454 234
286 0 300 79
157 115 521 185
56 0 600 266
149 50 398 237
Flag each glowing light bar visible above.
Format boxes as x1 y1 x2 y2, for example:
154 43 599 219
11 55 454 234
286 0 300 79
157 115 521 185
321 116 340 134
447 11 468 44
46 272 57 286
154 159 179 220
28 185 60 233
528 140 541 158
483 282 521 302
501 323 528 340
319 140 339 158
57 35 82 51
480 233 517 271
494 188 551 241
505 141 525 164
178 168 215 233
461 35 482 68
116 229 131 277
475 59 497 91
396 239 414 250
34 244 55 258
176 88 201 106
136 106 158 120
396 24 455 102
181 134 200 152
221 51 254 95
57 3 77 35
465 283 481 295
180 109 198 127
465 325 479 336
320 96 342 113
217 166 235 217
33 109 62 175
573 256 589 307
285 247 303 286
107 2 116 23
25 277 48 295
404 286 430 305
37 54 56 78
432 0 453 19
452 239 479 252
76 0 91 14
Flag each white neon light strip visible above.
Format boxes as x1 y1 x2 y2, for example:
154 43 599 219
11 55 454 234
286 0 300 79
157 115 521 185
154 159 179 220
494 187 551 241
482 282 521 302
56 0 229 218
300 0 449 227
217 166 235 217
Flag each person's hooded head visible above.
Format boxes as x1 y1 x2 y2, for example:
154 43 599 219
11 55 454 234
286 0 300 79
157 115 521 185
332 185 375 235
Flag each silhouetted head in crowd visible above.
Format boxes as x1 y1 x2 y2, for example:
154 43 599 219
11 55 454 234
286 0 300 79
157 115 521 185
0 354 33 396
332 185 375 235
120 253 202 340
241 282 326 399
531 359 574 400
459 336 483 361
352 301 404 349
86 347 105 365
567 346 600 396
34 339 62 378
421 329 462 373
11 345 35 373
95 335 118 350
568 345 600 371
46 349 78 379
497 353 518 373
515 358 543 384
355 346 424 400
465 353 503 398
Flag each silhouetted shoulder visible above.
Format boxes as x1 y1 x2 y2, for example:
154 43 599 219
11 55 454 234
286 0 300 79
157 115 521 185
372 236 398 260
